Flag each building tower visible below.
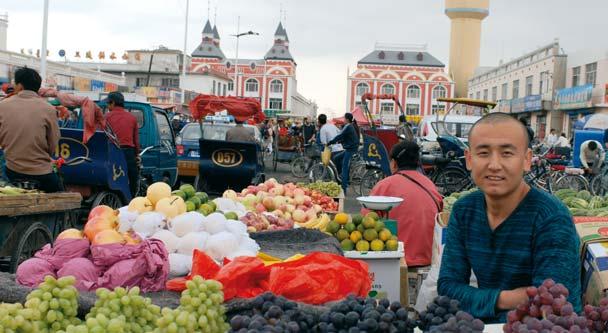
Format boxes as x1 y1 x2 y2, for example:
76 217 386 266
445 0 489 98
264 22 293 62
0 13 7 51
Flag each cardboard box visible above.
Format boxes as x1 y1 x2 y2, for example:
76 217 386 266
575 220 608 305
344 242 405 301
431 212 449 266
399 259 409 306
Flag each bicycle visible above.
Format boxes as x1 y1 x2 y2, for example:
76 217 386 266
290 144 320 178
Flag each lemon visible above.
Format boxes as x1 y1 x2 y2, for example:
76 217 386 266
341 239 354 251
363 229 378 242
362 217 376 229
356 240 370 252
336 229 350 241
386 239 399 251
349 230 362 243
334 213 349 225
379 228 392 242
370 239 385 251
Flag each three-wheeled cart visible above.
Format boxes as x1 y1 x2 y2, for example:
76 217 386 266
0 192 82 273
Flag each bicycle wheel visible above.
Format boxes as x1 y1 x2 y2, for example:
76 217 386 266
290 156 310 178
434 167 471 196
591 173 608 196
350 163 367 196
359 168 384 196
309 163 335 182
554 174 589 192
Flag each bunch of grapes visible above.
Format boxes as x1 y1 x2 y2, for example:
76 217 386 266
313 295 418 333
428 311 484 333
503 278 590 333
0 275 82 332
418 295 466 332
61 286 161 333
304 181 342 197
228 291 314 332
155 276 229 333
581 298 608 332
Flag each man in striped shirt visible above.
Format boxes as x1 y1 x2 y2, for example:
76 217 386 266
438 113 581 323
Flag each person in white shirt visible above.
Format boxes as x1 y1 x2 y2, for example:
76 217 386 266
546 128 558 147
317 114 343 153
580 140 605 174
555 133 571 148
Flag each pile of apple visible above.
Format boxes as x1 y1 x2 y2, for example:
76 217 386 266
78 205 142 245
222 178 338 230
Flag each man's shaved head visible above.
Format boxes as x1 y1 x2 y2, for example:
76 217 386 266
469 112 529 147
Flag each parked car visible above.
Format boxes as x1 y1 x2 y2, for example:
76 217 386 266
176 122 262 187
417 114 480 152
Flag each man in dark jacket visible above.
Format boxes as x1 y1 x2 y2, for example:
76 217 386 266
329 113 360 194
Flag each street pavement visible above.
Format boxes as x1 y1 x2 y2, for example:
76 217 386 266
263 156 362 214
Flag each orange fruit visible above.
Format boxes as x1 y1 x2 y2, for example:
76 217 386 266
334 213 349 225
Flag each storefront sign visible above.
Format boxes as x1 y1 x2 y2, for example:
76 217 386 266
91 80 104 92
511 97 526 113
524 95 542 112
554 84 593 110
498 99 511 113
73 77 91 91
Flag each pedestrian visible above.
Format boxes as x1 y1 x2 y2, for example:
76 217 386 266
438 112 581 322
302 117 316 144
362 140 441 267
317 114 343 156
546 128 558 147
556 132 570 148
104 91 140 197
0 67 62 192
396 114 414 141
328 113 360 194
579 140 604 175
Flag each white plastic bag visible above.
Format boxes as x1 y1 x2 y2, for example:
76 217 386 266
225 220 248 239
117 207 139 233
205 231 239 261
176 232 210 256
151 230 180 253
132 212 166 238
169 253 192 276
171 212 205 237
203 213 227 234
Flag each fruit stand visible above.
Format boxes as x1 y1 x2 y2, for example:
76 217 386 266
0 189 82 273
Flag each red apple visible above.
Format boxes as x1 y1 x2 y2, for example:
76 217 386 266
84 216 119 241
93 229 126 245
88 205 118 221
255 203 267 213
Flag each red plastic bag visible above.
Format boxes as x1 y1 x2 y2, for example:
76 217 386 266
215 256 270 301
57 258 101 291
15 258 56 287
166 250 222 291
268 252 371 304
34 238 90 271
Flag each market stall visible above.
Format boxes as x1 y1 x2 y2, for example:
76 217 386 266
0 189 81 273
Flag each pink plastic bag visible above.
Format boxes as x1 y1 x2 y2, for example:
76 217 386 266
97 239 169 292
35 239 90 271
15 258 56 287
57 258 102 291
90 243 143 268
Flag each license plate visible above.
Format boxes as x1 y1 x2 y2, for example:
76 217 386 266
189 150 200 158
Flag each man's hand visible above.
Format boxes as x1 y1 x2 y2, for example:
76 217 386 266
496 287 529 310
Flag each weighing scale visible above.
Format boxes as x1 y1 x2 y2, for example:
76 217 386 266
356 196 404 235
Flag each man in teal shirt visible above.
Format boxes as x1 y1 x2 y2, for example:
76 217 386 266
438 113 581 322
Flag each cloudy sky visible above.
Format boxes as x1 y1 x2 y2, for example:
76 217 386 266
2 0 608 116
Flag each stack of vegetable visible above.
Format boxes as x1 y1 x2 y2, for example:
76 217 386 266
555 189 608 217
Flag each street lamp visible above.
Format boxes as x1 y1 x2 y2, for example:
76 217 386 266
231 17 259 97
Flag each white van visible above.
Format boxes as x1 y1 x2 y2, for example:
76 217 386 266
417 115 480 150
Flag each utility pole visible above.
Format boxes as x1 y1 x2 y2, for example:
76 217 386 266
234 16 240 97
40 0 49 86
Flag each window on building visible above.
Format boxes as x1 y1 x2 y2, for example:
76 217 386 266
161 78 179 88
539 71 549 94
270 80 283 93
501 83 508 100
356 83 369 96
245 79 259 92
476 91 481 100
269 98 283 110
483 89 488 101
212 80 216 95
431 104 445 115
572 66 581 87
223 84 226 96
380 102 394 114
217 82 222 95
406 104 420 115
525 76 533 96
491 86 497 101
586 62 597 86
228 81 234 92
512 80 520 99
432 85 447 99
381 84 395 95
136 77 147 87
407 85 421 99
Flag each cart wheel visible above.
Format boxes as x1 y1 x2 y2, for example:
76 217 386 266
92 191 124 209
9 222 52 273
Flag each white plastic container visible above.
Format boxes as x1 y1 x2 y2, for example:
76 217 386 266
344 242 404 301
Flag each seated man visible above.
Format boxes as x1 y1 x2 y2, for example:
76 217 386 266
362 141 442 267
579 139 605 174
226 118 255 143
438 113 581 323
